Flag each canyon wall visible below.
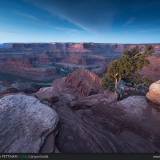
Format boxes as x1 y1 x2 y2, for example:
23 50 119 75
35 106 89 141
0 43 160 82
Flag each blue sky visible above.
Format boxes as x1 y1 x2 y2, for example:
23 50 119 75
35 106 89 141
0 0 160 43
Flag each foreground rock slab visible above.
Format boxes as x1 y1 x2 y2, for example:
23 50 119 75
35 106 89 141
54 95 160 153
0 94 59 153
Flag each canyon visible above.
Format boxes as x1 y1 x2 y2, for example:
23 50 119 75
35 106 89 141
0 43 160 153
0 43 122 81
0 43 160 95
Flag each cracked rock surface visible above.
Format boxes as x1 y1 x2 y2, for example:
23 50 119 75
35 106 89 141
0 94 59 153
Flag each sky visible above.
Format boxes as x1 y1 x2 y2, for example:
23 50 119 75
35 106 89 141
0 0 160 43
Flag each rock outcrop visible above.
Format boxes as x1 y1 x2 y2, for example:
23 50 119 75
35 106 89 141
0 94 59 153
64 69 102 97
32 72 160 153
2 77 160 153
146 80 160 105
35 69 103 102
54 95 160 153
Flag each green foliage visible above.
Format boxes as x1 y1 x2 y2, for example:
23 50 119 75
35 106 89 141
127 73 153 87
132 74 145 85
107 55 133 82
102 46 154 90
102 75 115 91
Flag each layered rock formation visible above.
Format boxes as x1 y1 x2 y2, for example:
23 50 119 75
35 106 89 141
0 43 121 82
0 57 57 81
0 42 160 83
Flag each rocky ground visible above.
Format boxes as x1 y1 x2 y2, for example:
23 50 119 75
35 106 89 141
0 69 160 153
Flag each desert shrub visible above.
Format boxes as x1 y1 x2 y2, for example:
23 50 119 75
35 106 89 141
128 74 153 87
102 75 115 91
103 45 154 91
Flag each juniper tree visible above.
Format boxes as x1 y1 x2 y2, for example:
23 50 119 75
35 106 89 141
103 45 154 91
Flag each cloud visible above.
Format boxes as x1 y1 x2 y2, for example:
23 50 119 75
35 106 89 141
24 0 116 34
55 13 91 32
13 9 82 33
14 11 40 21
23 0 89 32
52 6 115 34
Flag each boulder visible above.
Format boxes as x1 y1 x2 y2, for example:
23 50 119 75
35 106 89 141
146 80 160 105
35 87 59 103
0 94 59 153
35 77 66 103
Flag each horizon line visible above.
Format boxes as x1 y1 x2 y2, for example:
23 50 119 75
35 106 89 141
1 42 160 45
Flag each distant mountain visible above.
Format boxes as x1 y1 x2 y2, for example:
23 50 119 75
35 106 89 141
0 43 12 49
